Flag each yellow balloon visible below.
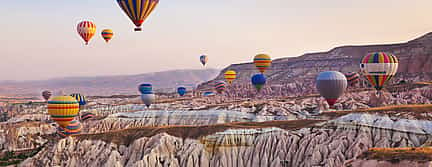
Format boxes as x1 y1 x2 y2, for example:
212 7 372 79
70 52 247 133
254 54 272 73
224 70 237 84
47 96 79 127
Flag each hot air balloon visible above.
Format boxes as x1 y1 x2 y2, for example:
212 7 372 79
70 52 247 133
57 120 82 138
360 52 399 91
254 54 272 73
116 0 160 31
177 87 187 96
344 72 360 87
316 71 348 107
48 96 79 127
224 70 237 84
70 93 87 106
251 74 266 92
80 112 95 121
138 83 155 107
101 29 114 43
138 83 153 94
214 81 226 94
141 94 155 107
200 55 208 66
203 91 215 97
42 90 52 101
77 21 96 45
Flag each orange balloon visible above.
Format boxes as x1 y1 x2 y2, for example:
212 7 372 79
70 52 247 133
77 21 96 45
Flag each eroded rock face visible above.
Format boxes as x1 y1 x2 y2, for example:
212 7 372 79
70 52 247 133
331 113 432 134
83 110 279 133
21 124 431 167
0 122 55 152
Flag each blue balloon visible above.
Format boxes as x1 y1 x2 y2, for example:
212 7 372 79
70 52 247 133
177 87 187 96
203 91 215 96
70 93 87 106
138 83 153 94
251 74 266 91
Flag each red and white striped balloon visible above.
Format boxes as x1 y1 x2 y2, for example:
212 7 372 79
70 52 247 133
77 21 96 45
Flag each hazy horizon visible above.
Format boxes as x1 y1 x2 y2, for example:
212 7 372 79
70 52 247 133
1 0 431 80
0 68 220 82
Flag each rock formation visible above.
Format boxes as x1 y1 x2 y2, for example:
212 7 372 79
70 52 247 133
199 33 432 96
21 123 431 167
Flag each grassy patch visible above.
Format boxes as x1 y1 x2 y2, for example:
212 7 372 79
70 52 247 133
0 146 44 166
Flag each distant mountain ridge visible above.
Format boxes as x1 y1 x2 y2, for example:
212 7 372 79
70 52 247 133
0 69 219 96
200 32 432 89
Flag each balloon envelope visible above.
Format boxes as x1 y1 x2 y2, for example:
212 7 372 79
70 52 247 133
42 90 52 101
203 91 215 97
48 96 79 127
57 120 82 138
316 71 347 107
345 72 360 87
214 81 226 93
139 83 153 94
116 0 159 31
70 93 87 106
360 52 399 91
141 94 155 107
77 21 96 45
177 87 187 96
251 74 266 91
81 112 95 121
253 54 272 73
101 29 114 43
200 55 208 66
224 70 237 84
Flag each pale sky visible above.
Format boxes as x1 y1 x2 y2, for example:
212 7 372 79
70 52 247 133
1 0 431 80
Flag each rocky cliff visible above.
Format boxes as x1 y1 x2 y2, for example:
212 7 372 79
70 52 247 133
20 122 431 167
200 33 432 91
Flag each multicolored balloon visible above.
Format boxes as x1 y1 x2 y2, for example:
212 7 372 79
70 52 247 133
80 112 95 121
360 52 399 91
70 93 87 106
57 120 82 138
77 21 96 45
224 70 237 84
345 72 360 87
200 55 208 66
141 94 155 107
251 74 266 91
42 90 52 101
101 29 114 43
48 96 79 127
116 0 160 31
214 81 226 94
316 71 347 107
177 87 187 96
254 54 272 73
138 83 153 94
